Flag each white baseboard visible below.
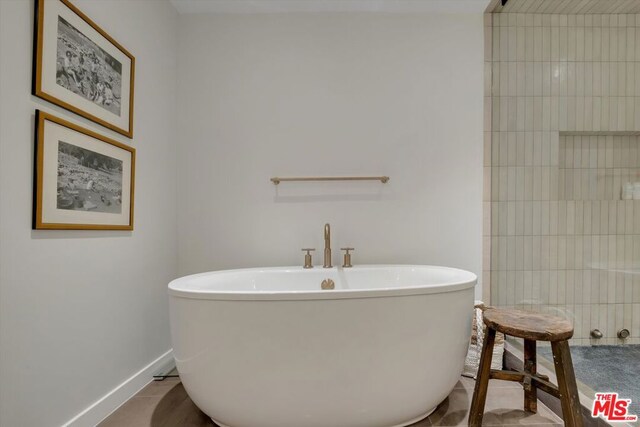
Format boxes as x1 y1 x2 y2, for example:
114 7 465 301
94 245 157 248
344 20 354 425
62 349 174 427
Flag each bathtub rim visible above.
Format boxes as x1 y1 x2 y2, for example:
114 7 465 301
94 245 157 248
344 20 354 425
168 264 477 301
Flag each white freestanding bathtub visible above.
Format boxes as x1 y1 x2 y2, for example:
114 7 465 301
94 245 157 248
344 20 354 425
168 265 476 427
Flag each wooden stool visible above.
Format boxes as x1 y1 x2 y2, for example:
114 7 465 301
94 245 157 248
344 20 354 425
468 308 583 427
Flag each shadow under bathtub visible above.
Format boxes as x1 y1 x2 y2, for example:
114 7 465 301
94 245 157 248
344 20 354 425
150 381 215 427
149 380 470 427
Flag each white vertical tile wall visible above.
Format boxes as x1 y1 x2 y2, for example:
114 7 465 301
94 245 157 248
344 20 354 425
488 13 640 345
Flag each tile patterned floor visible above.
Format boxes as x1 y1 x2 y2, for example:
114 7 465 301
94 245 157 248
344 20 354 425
539 345 640 418
99 376 563 427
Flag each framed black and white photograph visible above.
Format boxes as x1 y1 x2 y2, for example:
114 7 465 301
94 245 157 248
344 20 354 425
33 0 135 138
34 110 135 230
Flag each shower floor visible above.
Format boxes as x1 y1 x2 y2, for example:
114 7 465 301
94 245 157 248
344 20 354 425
539 345 640 419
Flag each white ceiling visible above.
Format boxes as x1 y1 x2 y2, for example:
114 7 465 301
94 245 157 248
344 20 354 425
489 0 640 14
169 0 492 14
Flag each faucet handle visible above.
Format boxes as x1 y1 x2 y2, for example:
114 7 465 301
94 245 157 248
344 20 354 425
340 248 354 268
301 248 315 269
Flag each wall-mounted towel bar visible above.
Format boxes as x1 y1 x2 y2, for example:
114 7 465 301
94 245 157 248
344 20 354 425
270 176 390 185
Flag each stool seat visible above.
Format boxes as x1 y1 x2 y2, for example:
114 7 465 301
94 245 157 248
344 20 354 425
483 308 573 342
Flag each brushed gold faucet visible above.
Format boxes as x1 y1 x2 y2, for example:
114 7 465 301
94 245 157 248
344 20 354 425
323 223 332 268
301 248 315 269
341 247 354 268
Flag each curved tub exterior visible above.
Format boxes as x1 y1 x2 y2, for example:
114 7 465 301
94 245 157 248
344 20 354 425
169 266 475 427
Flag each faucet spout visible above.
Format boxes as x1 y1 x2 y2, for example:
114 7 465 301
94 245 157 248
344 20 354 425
323 223 332 268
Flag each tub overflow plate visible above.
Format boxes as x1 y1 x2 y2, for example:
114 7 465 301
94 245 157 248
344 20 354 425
321 279 335 290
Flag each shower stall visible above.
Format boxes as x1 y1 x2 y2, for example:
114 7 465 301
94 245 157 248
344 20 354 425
484 0 640 420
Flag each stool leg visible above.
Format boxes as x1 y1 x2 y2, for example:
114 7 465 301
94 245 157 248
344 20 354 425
468 327 496 427
523 339 537 413
551 340 583 427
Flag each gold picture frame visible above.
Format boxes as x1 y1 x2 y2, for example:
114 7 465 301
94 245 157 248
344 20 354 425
34 110 136 230
33 0 135 138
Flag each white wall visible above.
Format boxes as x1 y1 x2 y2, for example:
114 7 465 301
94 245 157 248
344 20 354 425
176 13 485 294
0 1 178 426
